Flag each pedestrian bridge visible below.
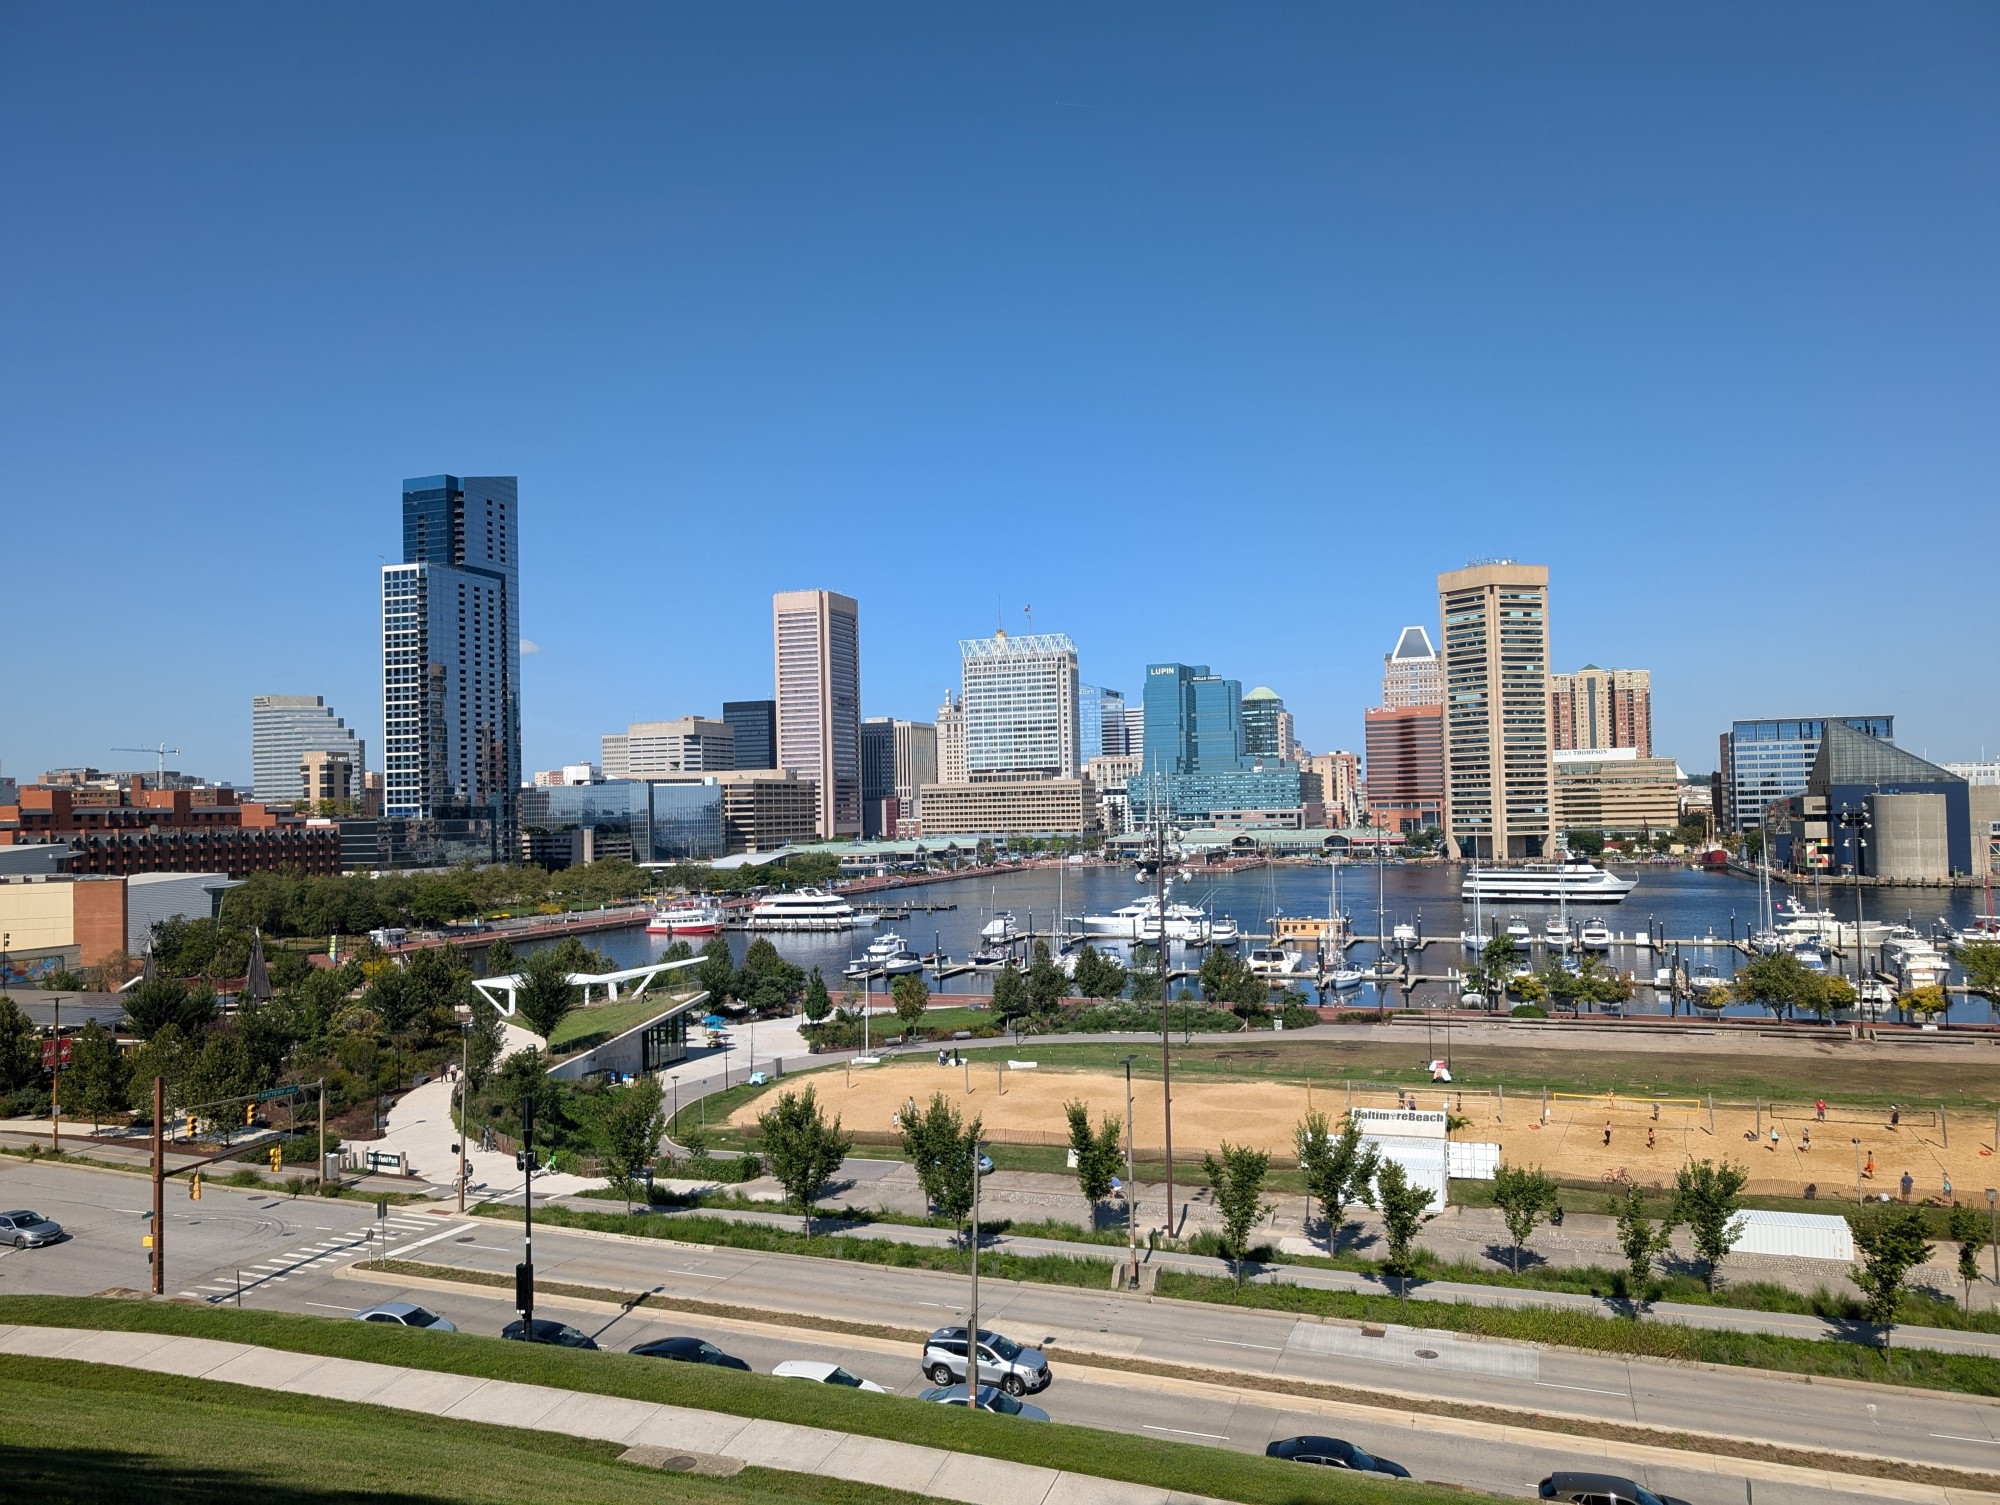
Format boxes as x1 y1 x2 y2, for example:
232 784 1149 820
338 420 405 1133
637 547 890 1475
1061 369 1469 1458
470 955 703 1016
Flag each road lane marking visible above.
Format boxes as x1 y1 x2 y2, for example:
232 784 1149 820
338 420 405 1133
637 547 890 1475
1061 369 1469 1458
305 1302 357 1311
1930 1433 2000 1445
1143 1425 1229 1441
1535 1382 1628 1397
1204 1338 1283 1352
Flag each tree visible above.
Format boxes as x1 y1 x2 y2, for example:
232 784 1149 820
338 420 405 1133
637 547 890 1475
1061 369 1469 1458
733 937 804 1017
1127 944 1163 1004
1025 941 1067 1020
1903 984 1948 1020
484 938 518 976
0 998 38 1091
802 966 833 1024
596 1076 666 1213
513 948 579 1044
1564 828 1605 857
1733 951 1815 1021
465 998 507 1093
1201 1141 1273 1282
1672 1158 1748 1292
759 1086 854 1235
64 1019 129 1128
1492 1163 1561 1274
1849 1204 1934 1350
1295 1110 1379 1247
1064 1098 1123 1215
990 963 1031 1026
695 935 734 1001
891 973 930 1033
123 978 219 1042
1960 942 2000 1013
495 1046 561 1138
1812 975 1857 1019
1949 1205 1985 1308
1376 1160 1436 1291
1070 944 1126 1001
899 1092 981 1241
124 1025 196 1114
1614 1185 1672 1309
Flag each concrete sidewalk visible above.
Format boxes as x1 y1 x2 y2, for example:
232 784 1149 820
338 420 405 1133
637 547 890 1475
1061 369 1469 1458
0 1322 1227 1505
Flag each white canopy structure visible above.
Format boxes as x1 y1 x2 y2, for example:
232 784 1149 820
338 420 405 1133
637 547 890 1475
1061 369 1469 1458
470 954 703 1017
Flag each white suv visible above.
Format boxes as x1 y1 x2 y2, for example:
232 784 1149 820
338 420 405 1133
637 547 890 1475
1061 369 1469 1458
921 1326 1051 1396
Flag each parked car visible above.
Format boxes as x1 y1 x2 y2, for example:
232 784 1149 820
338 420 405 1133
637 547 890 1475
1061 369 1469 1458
629 1336 749 1370
500 1319 598 1349
917 1383 1048 1421
771 1360 887 1392
0 1210 63 1248
921 1327 1051 1396
352 1301 456 1332
1266 1436 1409 1478
1539 1472 1691 1505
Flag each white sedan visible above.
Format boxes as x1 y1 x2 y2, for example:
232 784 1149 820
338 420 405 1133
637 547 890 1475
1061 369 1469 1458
771 1360 887 1393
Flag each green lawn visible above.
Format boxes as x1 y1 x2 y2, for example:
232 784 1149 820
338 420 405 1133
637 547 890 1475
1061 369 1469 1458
0 1298 1481 1505
550 991 698 1056
0 1354 911 1505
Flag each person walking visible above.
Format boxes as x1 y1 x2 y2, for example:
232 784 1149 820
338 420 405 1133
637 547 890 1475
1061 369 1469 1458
1801 1126 1811 1150
1864 1152 1875 1179
1900 1170 1914 1203
1943 1171 1953 1201
1770 1126 1781 1151
1646 1126 1656 1150
1815 1098 1827 1122
1603 1120 1613 1147
1890 1104 1901 1129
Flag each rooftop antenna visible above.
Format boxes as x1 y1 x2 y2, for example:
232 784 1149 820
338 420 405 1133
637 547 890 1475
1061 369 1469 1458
1024 603 1032 632
114 743 181 784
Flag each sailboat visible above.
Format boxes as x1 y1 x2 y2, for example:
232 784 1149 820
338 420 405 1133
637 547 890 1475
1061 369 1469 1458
1750 823 1781 954
1460 854 1489 951
1321 860 1363 990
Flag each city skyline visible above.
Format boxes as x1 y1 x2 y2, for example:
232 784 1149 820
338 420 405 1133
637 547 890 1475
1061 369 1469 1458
5 9 1996 785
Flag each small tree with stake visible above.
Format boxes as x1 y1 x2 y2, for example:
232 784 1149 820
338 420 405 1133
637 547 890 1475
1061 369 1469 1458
1376 1160 1436 1303
900 1092 981 1244
1672 1159 1748 1293
891 973 930 1035
1950 1205 1986 1310
1064 1098 1124 1228
596 1076 665 1214
1614 1184 1672 1312
1295 1110 1378 1251
758 1086 853 1237
1492 1163 1561 1274
1849 1204 1934 1352
1201 1141 1273 1283
802 966 833 1024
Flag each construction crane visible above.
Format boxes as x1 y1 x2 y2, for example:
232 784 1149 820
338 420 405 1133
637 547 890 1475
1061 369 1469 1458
114 743 181 784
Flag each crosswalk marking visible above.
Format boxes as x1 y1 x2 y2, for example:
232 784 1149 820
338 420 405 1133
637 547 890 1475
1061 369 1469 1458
192 1217 469 1304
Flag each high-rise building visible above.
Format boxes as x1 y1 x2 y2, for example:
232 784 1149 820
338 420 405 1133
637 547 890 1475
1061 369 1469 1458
1364 703 1446 833
1123 705 1145 761
252 695 365 804
1551 666 1652 757
1242 688 1296 761
1383 626 1443 708
1719 714 1893 835
935 691 967 785
959 631 1080 782
380 475 521 840
1129 663 1301 824
861 717 938 837
298 749 356 808
602 719 734 779
773 589 860 839
1439 562 1551 860
722 699 777 771
1095 689 1129 757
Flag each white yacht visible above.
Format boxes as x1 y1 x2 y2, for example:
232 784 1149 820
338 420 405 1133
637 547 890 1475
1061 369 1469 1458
1247 943 1306 981
745 888 860 931
879 946 924 976
980 912 1019 943
1789 942 1829 974
1505 918 1532 942
1461 858 1637 905
1543 916 1573 949
1577 918 1613 951
1392 921 1419 949
1206 915 1241 947
1688 963 1729 1007
1883 929 1949 992
1461 928 1491 951
1856 977 1897 1016
646 898 724 936
1081 894 1209 943
1320 964 1364 991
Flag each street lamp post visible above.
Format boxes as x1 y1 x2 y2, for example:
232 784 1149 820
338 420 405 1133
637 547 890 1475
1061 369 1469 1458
457 1019 469 1213
1122 1053 1138 1290
1988 1188 1998 1286
967 1138 982 1408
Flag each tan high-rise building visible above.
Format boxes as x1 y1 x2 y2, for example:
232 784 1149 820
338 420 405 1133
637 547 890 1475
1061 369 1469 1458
1550 666 1652 757
1305 751 1363 829
773 589 861 839
1382 626 1443 708
1438 562 1552 860
936 691 967 785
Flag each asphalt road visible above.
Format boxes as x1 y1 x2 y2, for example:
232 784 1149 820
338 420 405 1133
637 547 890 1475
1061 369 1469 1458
6 1159 1998 1505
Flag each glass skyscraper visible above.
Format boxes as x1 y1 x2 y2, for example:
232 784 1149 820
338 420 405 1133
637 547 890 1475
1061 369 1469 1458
1130 663 1300 823
381 475 522 841
1723 714 1893 834
722 699 777 771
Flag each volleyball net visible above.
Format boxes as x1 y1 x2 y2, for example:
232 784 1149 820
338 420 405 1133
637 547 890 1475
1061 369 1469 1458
1548 1091 1703 1115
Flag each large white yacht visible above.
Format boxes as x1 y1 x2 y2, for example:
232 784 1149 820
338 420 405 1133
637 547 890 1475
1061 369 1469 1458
1461 858 1637 905
1080 894 1210 943
744 888 860 931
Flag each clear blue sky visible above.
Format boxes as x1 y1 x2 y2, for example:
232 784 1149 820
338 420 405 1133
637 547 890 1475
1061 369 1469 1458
4 5 1995 786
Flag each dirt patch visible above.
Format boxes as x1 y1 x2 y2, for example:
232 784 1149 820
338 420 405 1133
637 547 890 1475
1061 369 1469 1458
734 1060 1996 1200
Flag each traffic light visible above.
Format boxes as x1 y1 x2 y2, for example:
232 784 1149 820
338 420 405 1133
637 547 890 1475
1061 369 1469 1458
189 1173 202 1201
269 1145 284 1173
185 1113 197 1138
515 1151 529 1170
246 1102 256 1126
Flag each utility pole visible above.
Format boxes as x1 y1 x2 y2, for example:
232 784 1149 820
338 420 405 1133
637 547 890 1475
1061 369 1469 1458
1155 773 1175 1237
516 1092 536 1335
1123 1054 1138 1289
49 994 59 1153
150 1076 165 1295
966 1136 981 1408
458 1022 470 1214
317 1079 326 1192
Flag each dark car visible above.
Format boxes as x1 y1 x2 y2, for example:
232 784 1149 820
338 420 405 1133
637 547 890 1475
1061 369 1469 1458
1266 1435 1410 1478
1539 1472 1692 1505
500 1319 598 1349
629 1336 749 1370
0 1210 63 1248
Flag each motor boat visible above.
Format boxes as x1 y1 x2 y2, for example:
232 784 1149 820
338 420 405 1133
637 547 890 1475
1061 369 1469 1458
1206 915 1241 947
647 899 724 936
1082 894 1210 943
1577 918 1612 951
971 948 1006 967
879 947 924 976
980 912 1020 944
1652 966 1675 990
1505 918 1532 942
1856 977 1897 1016
864 932 909 961
1883 930 1949 992
1688 963 1729 1007
1543 916 1573 949
1247 943 1306 980
746 889 860 931
1320 965 1364 991
1392 921 1419 949
1460 858 1637 905
1789 943 1828 974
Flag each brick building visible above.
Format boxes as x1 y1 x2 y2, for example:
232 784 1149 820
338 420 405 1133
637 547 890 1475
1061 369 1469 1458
0 780 341 877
